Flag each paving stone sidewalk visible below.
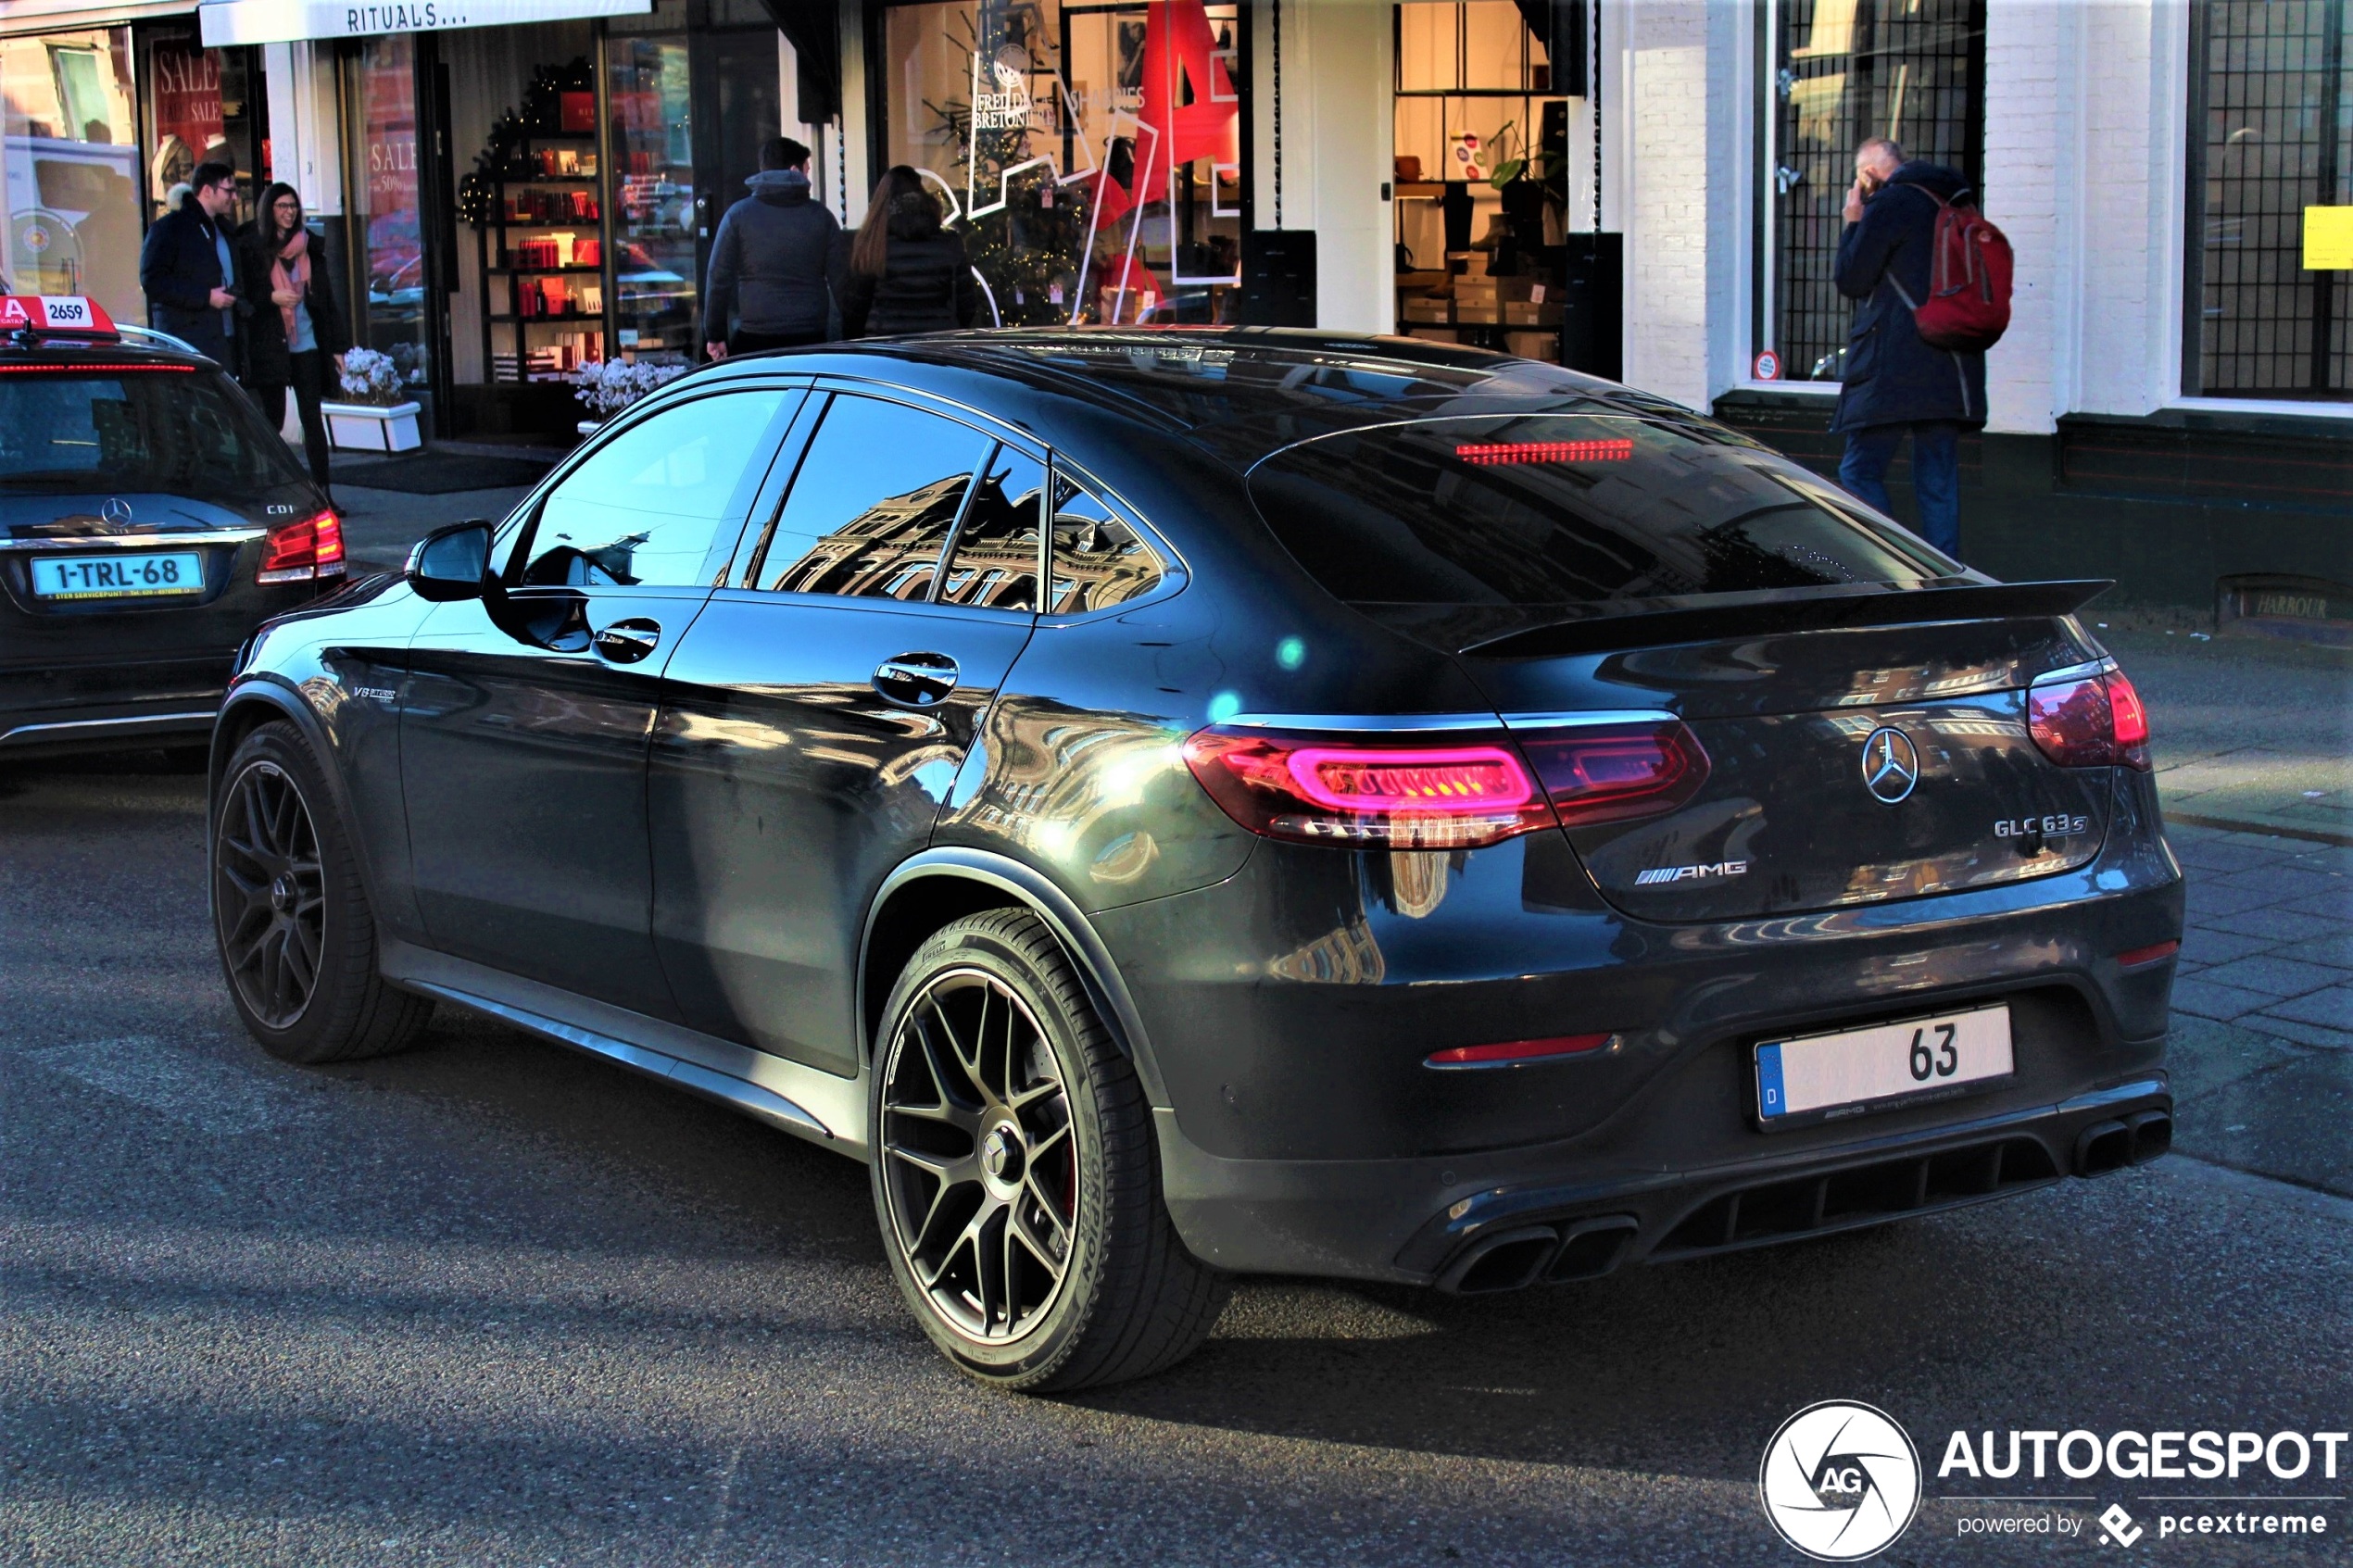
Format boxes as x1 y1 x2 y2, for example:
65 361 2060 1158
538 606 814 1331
2108 629 2353 1196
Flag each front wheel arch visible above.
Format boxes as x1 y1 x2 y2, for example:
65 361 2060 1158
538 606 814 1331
859 851 1171 1110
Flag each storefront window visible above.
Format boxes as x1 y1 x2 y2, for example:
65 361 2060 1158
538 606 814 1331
608 6 698 363
349 33 431 396
1 28 143 324
137 25 267 226
1755 0 1984 383
2185 0 2353 398
880 0 1244 326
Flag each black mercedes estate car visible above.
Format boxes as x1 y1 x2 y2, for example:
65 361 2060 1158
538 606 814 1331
208 331 2182 1390
0 296 343 759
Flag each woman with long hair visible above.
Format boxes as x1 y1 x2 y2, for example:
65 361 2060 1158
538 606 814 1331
237 182 347 495
831 166 981 338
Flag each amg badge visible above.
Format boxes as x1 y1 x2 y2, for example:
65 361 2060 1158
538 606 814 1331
1635 859 1749 886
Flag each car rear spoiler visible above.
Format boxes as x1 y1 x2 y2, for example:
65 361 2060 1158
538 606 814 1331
1458 580 2114 659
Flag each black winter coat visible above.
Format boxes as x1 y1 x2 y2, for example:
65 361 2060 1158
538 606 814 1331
706 171 839 338
1831 161 1987 433
833 204 981 338
139 194 243 367
236 229 349 388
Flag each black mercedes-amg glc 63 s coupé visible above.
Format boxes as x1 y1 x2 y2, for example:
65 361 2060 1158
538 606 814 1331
208 331 2181 1390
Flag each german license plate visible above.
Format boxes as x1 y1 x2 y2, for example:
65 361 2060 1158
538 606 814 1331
31 551 206 600
1755 1004 2013 1126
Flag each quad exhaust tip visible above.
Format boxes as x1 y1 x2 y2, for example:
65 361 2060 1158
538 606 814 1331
2075 1110 2171 1177
1437 1214 1640 1295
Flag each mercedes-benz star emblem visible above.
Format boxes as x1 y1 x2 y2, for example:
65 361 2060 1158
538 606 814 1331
101 497 133 527
1861 726 1919 804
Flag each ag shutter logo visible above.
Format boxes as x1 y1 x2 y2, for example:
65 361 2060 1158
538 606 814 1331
1759 1400 1923 1561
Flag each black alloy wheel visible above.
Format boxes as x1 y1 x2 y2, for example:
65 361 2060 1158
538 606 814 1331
215 758 325 1029
879 969 1078 1340
210 721 432 1064
869 909 1229 1391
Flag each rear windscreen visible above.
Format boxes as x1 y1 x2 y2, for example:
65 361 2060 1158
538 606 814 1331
0 369 308 500
1246 414 1955 606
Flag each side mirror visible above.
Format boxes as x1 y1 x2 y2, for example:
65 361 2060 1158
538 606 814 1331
405 520 493 602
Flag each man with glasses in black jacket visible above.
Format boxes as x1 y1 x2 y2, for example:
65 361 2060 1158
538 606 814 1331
140 160 244 368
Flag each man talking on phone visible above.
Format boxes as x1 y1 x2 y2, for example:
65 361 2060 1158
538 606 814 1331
1831 136 1985 558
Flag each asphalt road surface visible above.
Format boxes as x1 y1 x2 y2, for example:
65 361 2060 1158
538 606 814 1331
3 756 2348 1567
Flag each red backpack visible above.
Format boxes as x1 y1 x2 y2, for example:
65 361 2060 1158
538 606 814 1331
1899 189 2013 352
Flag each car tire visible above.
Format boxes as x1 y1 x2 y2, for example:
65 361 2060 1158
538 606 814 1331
869 909 1229 1392
211 721 432 1065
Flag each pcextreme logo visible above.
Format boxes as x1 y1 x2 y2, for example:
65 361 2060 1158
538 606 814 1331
1758 1400 1923 1561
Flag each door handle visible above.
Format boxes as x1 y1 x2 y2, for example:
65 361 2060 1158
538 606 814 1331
873 651 960 707
592 617 662 664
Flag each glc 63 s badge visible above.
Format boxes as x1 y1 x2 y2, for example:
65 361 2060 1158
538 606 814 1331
1994 814 2090 839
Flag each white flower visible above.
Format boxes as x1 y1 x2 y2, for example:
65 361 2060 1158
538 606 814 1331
338 348 407 407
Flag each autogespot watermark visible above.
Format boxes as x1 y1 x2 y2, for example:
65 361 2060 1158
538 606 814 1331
1760 1405 2347 1559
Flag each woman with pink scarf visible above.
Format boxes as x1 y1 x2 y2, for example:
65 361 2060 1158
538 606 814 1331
238 182 348 498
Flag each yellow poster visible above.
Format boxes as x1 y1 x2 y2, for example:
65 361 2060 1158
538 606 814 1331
2305 206 2353 270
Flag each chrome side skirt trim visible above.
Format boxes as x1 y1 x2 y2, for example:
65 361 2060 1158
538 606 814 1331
380 938 867 1158
0 709 217 746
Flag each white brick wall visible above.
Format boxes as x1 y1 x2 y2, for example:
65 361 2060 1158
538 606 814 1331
1981 0 2069 433
1621 0 1714 410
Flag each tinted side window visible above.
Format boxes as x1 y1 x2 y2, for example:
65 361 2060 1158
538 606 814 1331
522 390 787 588
752 395 992 599
937 445 1043 611
1049 471 1164 614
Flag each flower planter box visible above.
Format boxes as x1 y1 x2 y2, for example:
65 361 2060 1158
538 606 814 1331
322 400 423 454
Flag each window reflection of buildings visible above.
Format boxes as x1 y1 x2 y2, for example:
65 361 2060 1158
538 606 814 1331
766 474 973 597
1048 516 1160 611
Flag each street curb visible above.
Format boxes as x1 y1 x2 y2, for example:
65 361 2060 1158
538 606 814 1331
2166 812 2353 849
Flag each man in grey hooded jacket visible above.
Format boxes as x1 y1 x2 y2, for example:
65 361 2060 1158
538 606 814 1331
705 137 839 357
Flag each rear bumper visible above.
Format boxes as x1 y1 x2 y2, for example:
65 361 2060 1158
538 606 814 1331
1155 1073 2171 1288
1096 768 2183 1285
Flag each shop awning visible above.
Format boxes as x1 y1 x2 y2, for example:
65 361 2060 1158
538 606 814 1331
196 0 651 47
0 1 196 39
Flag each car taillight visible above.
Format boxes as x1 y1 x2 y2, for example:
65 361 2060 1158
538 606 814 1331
2106 668 2150 764
1182 729 1556 848
1182 718 1710 848
1514 721 1712 827
258 509 345 584
2028 666 2150 771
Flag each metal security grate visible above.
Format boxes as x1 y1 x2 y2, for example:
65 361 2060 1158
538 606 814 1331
1762 0 1985 383
2186 0 2353 397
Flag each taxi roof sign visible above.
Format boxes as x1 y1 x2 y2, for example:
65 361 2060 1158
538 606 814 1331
1 296 119 338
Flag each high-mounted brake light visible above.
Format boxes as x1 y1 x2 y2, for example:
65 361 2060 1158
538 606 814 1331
2027 665 2151 771
1454 438 1635 466
258 509 346 584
